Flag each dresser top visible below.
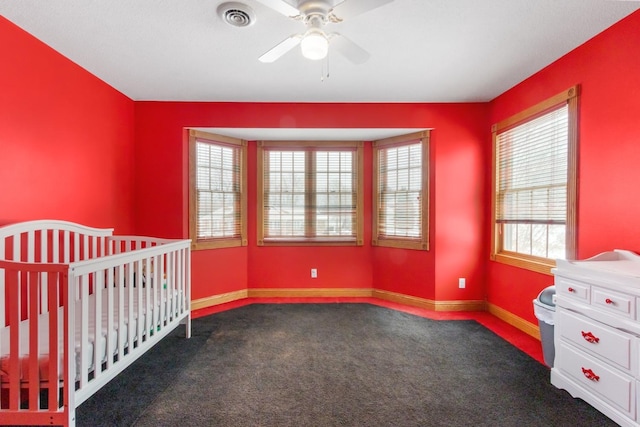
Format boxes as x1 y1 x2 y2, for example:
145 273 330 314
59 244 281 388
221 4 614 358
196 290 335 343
554 250 640 288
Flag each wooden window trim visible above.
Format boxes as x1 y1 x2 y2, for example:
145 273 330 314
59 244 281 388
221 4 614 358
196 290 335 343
189 130 247 250
257 140 364 247
372 131 430 251
490 86 579 275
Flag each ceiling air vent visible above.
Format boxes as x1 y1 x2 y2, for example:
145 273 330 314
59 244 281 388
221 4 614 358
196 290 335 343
217 2 256 27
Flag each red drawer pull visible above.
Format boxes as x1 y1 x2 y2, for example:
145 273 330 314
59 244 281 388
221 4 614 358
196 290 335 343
581 331 600 344
568 287 575 293
605 298 614 305
582 367 600 382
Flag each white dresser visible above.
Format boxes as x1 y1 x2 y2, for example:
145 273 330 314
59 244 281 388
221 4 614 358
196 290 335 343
552 250 640 426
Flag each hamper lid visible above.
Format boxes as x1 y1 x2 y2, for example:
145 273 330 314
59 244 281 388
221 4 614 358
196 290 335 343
538 286 556 306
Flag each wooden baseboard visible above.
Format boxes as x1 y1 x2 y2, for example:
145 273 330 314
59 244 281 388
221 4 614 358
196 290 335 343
372 289 486 312
191 289 248 311
486 302 540 340
247 288 374 298
190 290 536 341
372 289 436 310
191 288 485 312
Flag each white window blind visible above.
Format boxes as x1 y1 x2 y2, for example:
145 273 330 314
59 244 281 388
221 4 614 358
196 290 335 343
262 147 357 242
377 142 423 238
315 151 356 237
264 150 306 238
195 140 242 239
495 104 568 259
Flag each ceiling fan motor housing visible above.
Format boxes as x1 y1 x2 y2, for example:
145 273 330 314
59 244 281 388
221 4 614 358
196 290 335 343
299 0 332 23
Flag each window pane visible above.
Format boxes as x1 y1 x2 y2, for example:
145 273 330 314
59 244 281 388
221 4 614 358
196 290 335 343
531 224 549 258
548 224 566 260
516 223 531 255
503 224 517 252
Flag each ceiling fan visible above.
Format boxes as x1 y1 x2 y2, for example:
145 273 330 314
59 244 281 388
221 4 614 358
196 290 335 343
255 0 394 64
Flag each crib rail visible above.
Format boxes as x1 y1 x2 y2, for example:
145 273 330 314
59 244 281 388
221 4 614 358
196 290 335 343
0 230 191 427
71 238 191 406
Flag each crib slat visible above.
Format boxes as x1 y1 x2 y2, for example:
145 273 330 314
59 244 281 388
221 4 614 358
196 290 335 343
99 236 105 257
152 255 159 336
117 264 125 362
183 250 187 311
63 269 76 425
7 269 21 410
159 255 166 331
27 230 35 262
41 230 48 263
127 261 134 352
79 274 89 388
94 271 103 379
28 271 40 408
47 271 60 410
143 256 151 341
83 234 89 261
41 232 48 315
74 232 79 262
186 247 192 338
106 267 114 370
135 260 143 346
63 230 70 263
167 252 174 321
52 229 59 263
176 251 184 314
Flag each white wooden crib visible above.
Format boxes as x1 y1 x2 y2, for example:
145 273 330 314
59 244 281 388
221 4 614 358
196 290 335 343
0 220 191 426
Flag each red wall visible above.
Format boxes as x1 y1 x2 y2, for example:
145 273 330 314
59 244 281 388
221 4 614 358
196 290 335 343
372 105 488 302
134 102 488 301
487 10 640 323
0 17 136 232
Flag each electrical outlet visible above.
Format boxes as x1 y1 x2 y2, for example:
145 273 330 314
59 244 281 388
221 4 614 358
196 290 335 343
311 268 318 278
458 278 466 288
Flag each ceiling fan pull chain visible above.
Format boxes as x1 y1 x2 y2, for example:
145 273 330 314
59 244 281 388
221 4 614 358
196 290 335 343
321 55 330 82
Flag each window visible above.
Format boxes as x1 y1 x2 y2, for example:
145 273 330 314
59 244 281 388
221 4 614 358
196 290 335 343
189 130 247 250
491 86 579 274
372 131 430 250
257 141 363 246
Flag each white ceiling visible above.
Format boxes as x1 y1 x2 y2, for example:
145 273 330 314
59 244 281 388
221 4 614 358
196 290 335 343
1 0 639 104
193 127 428 141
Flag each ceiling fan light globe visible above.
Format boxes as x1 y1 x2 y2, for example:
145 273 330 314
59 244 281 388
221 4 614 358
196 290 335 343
301 32 328 60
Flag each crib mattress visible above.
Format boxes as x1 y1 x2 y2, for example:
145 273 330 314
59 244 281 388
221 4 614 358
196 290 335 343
0 287 180 384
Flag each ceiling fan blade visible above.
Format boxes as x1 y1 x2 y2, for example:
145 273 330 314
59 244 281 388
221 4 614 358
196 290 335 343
331 34 370 65
259 35 302 63
332 0 394 19
253 0 300 17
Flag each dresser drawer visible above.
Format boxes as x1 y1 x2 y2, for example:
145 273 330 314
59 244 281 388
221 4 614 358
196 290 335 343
557 342 634 416
592 286 635 319
556 277 590 302
558 309 632 370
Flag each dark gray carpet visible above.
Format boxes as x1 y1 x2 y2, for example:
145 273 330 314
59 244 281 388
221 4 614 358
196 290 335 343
77 303 615 426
